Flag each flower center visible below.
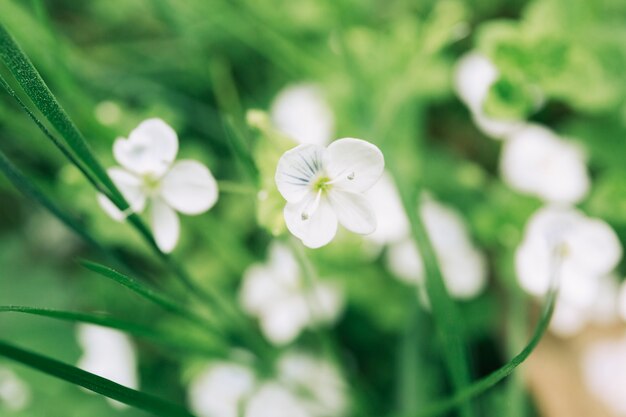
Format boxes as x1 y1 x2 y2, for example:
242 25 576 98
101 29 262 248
142 173 161 194
312 176 332 192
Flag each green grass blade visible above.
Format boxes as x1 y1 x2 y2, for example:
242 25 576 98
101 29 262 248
0 23 123 203
406 281 559 417
0 149 103 252
0 305 225 357
0 340 197 417
79 260 218 331
393 175 474 417
0 73 109 198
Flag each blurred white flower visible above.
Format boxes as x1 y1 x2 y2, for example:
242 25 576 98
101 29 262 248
454 52 525 140
270 83 334 146
386 197 487 300
0 368 30 411
189 352 347 417
277 351 348 417
515 206 622 336
501 124 590 204
246 383 309 417
188 362 256 417
98 118 219 253
582 335 626 416
239 242 343 345
76 324 138 409
365 172 410 246
275 138 385 248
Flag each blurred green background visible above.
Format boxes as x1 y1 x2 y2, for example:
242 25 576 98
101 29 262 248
1 0 626 416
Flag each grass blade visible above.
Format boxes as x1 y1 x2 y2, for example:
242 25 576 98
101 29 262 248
79 260 217 331
0 305 226 357
0 23 123 204
0 340 197 417
393 175 474 417
0 149 104 253
404 270 560 417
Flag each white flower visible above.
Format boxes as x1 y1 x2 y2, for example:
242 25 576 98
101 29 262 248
500 124 590 204
245 383 310 417
454 52 525 140
270 83 334 146
364 171 410 246
386 197 487 299
98 118 218 253
275 138 385 248
188 362 256 417
239 242 343 345
189 352 347 417
277 352 348 417
581 334 626 416
515 206 622 336
0 368 30 411
76 324 138 409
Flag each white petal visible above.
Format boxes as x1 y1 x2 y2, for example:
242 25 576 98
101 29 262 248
284 194 338 249
76 324 138 390
260 297 309 345
454 52 499 112
386 239 424 285
150 198 180 253
97 167 146 220
275 144 325 203
270 83 334 146
160 160 218 215
97 194 126 221
500 124 590 204
114 118 178 176
327 190 376 234
245 383 309 417
189 362 256 417
365 172 410 245
323 138 384 193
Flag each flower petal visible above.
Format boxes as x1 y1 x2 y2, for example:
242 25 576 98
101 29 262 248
150 198 180 253
284 194 338 248
323 138 384 193
160 160 218 215
97 168 146 220
113 118 178 176
327 190 376 235
260 297 309 345
275 144 325 203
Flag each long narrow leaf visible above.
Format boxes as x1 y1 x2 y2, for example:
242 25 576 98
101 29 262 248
80 260 217 331
392 172 474 417
406 277 559 417
0 340 196 417
0 23 123 204
0 149 102 253
0 306 225 357
0 73 108 197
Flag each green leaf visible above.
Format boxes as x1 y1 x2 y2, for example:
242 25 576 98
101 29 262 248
0 148 105 255
79 260 218 332
0 340 197 417
406 279 559 417
0 305 226 358
0 23 124 205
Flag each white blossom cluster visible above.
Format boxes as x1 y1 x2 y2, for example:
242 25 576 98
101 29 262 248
188 351 348 417
455 52 626 336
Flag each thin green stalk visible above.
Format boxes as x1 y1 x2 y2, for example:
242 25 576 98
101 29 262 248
408 285 558 417
0 73 110 199
393 177 474 417
0 305 227 358
0 340 197 417
288 237 338 361
80 260 218 332
396 306 420 415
